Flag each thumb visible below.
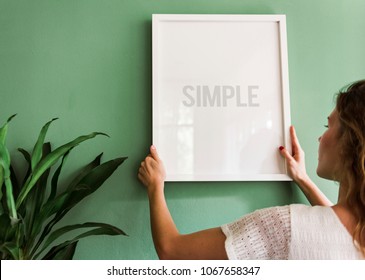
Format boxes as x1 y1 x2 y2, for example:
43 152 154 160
150 145 160 161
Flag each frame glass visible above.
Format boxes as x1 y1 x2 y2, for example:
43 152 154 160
152 14 292 181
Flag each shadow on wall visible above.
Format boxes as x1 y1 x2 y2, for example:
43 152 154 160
164 180 298 206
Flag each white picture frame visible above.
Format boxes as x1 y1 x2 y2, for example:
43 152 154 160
152 14 292 181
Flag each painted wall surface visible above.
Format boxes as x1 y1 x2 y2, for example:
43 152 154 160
0 0 364 259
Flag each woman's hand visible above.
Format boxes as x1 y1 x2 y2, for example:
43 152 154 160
138 145 166 195
279 126 332 206
279 125 308 184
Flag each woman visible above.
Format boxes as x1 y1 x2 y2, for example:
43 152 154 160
138 80 365 259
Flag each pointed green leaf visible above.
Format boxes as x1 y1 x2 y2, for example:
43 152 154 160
42 240 78 260
30 156 126 257
67 153 103 191
16 132 108 209
0 142 11 175
36 222 126 258
16 149 31 219
31 118 58 171
0 142 18 222
0 241 20 260
28 192 69 257
17 148 31 187
8 165 19 200
31 143 52 213
0 114 16 210
30 193 69 248
36 222 126 259
28 153 106 256
49 151 70 202
0 213 11 242
57 156 126 220
66 157 127 205
25 143 52 248
0 168 4 215
48 151 101 203
0 114 16 145
4 178 18 224
0 114 16 216
0 212 22 259
37 193 69 224
53 157 127 223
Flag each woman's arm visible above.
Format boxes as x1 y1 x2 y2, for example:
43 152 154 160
279 126 333 206
138 145 228 260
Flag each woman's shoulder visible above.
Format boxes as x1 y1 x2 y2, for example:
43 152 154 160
289 203 336 219
288 204 362 259
229 204 334 225
222 205 292 243
222 205 291 259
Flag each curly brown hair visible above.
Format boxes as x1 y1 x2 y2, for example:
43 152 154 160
336 79 365 255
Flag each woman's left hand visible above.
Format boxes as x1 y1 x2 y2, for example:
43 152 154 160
138 145 166 195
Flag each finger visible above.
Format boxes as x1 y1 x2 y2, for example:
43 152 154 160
139 161 147 173
150 145 160 161
145 156 154 166
138 165 147 177
279 146 294 162
138 165 148 179
138 172 148 186
290 126 302 154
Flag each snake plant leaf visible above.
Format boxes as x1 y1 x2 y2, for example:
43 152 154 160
36 222 126 258
28 154 108 256
17 148 31 187
47 153 103 207
8 165 19 201
0 142 11 178
66 153 103 191
48 151 70 202
0 114 16 145
0 241 20 260
24 143 52 247
2 165 20 221
59 157 127 215
30 143 51 213
48 152 102 205
31 118 58 171
31 156 127 256
28 192 69 256
0 212 21 259
0 213 11 242
16 132 108 209
16 149 31 220
42 240 78 260
4 179 18 225
0 142 18 223
0 168 4 215
0 114 16 214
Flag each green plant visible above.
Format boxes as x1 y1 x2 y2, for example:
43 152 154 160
0 115 127 259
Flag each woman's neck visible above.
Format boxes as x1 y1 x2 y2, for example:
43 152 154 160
337 182 349 206
332 182 357 236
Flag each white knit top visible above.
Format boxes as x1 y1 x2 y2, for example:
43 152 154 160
221 204 363 259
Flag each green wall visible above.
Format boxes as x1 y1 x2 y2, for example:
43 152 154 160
1 0 364 259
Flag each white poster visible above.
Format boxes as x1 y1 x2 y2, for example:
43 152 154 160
153 14 291 181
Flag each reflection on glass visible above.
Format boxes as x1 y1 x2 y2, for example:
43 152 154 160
177 127 193 175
